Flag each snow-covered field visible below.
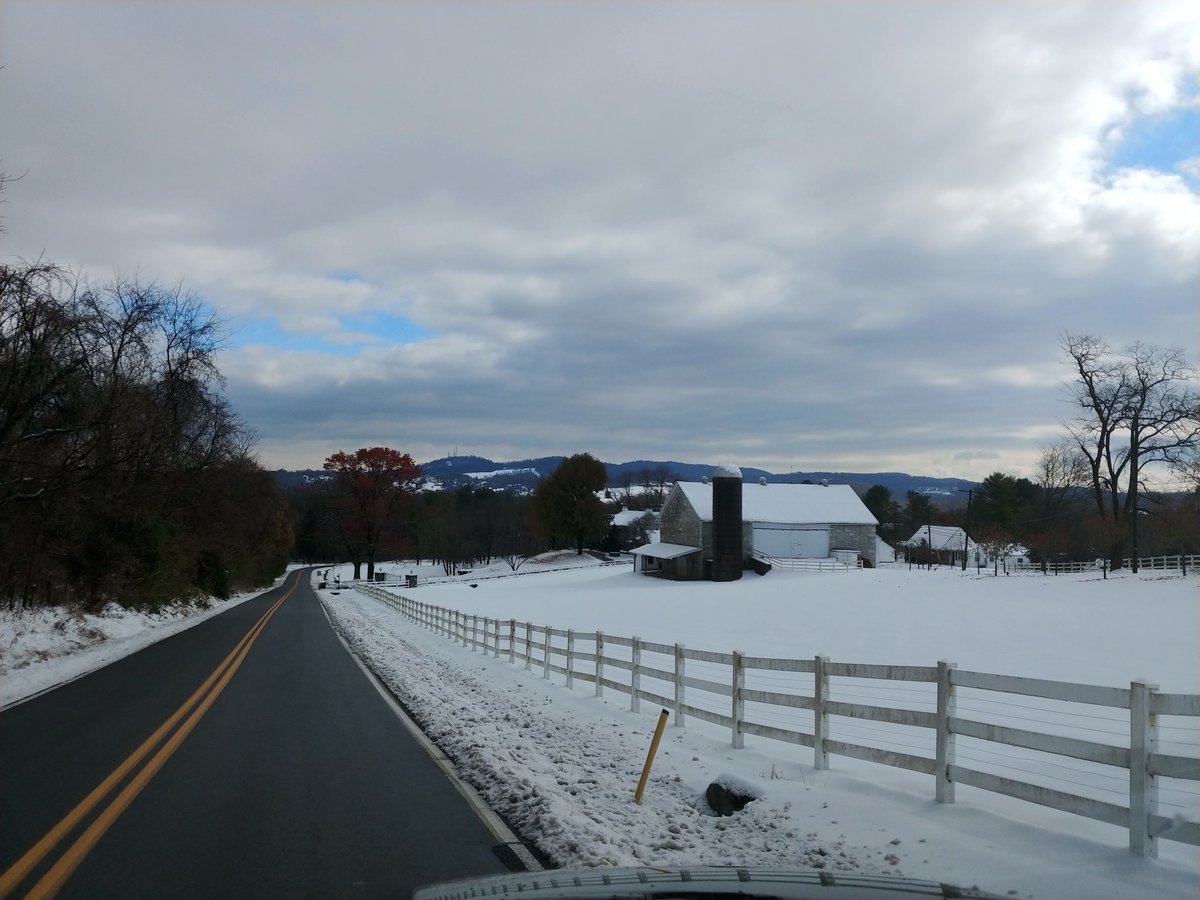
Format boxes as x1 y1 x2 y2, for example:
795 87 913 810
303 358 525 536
4 557 1197 898
320 556 1199 899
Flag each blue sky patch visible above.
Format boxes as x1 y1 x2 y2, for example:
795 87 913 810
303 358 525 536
1107 105 1200 177
231 311 431 354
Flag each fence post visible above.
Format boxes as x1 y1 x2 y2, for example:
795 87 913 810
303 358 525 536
631 637 642 713
595 631 605 698
731 650 745 749
936 660 957 804
525 622 533 671
493 619 501 658
543 626 552 679
472 615 480 652
813 655 829 771
566 629 576 690
674 644 687 726
1130 679 1159 858
508 619 516 664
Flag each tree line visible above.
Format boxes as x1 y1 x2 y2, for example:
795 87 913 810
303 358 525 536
289 451 619 577
861 335 1198 569
0 261 292 610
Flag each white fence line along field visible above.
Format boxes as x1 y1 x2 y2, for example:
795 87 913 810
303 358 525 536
987 554 1199 576
355 583 1200 859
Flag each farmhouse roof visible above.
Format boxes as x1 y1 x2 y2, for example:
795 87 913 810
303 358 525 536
902 525 976 551
675 481 877 525
611 509 654 527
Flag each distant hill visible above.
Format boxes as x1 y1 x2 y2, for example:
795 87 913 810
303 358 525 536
273 457 977 504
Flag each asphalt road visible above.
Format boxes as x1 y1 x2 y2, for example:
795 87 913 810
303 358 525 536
0 569 521 899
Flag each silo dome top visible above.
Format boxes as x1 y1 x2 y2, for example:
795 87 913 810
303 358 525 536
713 463 743 480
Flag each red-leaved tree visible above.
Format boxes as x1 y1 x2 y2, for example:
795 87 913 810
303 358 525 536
323 447 421 580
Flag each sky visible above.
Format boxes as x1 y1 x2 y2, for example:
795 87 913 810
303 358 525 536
2 1 1198 480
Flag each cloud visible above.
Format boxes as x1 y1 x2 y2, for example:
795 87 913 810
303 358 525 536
2 1 1197 478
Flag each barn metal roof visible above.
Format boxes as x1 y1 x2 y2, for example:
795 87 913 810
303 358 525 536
674 481 877 526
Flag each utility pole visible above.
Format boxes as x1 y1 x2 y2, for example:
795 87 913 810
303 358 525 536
1131 502 1140 574
959 488 974 571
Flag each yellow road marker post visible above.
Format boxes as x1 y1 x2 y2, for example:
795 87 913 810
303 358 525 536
634 708 671 805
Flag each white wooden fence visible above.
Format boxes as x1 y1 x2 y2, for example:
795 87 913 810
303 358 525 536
354 584 1200 859
1008 555 1199 575
751 552 862 572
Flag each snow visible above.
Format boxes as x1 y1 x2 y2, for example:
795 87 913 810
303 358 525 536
676 482 877 525
319 560 1200 899
0 572 293 707
612 509 653 528
4 558 1197 898
467 467 540 479
629 543 701 560
902 525 975 550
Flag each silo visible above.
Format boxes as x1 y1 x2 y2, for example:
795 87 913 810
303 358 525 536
711 463 743 581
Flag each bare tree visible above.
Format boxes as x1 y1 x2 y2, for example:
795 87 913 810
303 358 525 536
1 262 283 608
1062 334 1200 571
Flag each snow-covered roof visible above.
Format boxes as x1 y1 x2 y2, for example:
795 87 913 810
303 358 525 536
903 525 976 551
611 509 653 527
877 536 897 562
713 463 743 480
674 482 877 525
630 542 702 559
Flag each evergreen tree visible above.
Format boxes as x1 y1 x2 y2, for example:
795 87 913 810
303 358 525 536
529 453 609 554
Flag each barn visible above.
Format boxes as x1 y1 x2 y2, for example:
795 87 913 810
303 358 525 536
633 470 879 579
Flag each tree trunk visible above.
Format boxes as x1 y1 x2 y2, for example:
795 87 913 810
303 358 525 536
1109 537 1126 572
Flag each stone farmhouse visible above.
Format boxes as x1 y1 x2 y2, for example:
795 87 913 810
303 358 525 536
632 467 879 579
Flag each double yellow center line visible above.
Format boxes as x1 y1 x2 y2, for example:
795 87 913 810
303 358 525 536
0 573 298 900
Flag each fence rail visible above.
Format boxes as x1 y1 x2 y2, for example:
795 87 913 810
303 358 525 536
1007 554 1199 575
353 583 1199 859
751 552 862 572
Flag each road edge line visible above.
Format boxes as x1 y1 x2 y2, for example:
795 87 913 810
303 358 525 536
318 598 542 873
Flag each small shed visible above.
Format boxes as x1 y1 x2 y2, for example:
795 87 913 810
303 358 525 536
902 526 979 566
630 542 702 580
